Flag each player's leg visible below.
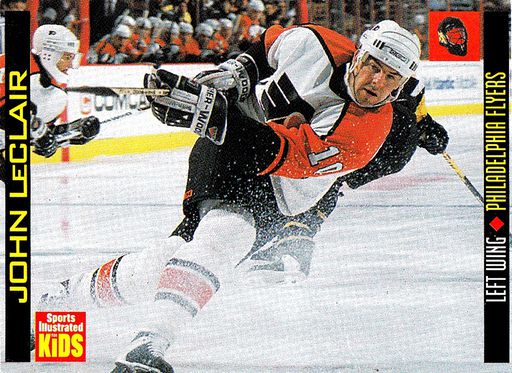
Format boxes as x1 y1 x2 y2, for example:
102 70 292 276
245 177 344 283
112 202 257 373
112 109 272 372
38 236 186 310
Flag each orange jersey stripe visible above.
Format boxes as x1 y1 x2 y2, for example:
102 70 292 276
301 25 356 67
263 25 288 54
265 103 393 178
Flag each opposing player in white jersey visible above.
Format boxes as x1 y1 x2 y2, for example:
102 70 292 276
0 24 100 183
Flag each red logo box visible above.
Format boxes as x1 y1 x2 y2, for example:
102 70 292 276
429 11 481 61
35 311 86 362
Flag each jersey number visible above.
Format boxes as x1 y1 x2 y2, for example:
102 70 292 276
308 147 343 175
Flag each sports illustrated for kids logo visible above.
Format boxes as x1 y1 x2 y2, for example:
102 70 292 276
1 2 510 373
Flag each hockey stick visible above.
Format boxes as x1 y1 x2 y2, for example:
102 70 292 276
442 151 484 205
442 151 512 244
54 105 151 144
65 86 170 97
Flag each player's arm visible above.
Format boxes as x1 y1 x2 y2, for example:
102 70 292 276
400 77 449 155
193 25 294 103
146 69 384 176
257 122 351 178
343 101 419 189
30 103 100 158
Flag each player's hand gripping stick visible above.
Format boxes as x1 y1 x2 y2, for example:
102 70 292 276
144 69 228 145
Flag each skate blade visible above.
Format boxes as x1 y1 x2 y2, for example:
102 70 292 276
244 268 307 286
111 360 164 373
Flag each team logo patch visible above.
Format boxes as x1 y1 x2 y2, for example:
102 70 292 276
184 189 193 200
429 11 480 61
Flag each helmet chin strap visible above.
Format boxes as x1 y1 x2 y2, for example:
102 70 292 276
32 54 52 88
36 49 78 85
44 51 69 85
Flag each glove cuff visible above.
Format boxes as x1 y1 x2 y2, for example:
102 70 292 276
236 53 259 87
221 54 259 102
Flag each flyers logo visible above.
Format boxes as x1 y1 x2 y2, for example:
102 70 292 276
184 189 193 200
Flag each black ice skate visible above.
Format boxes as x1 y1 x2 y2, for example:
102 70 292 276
111 331 174 373
248 222 316 284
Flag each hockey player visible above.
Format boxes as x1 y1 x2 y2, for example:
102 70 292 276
176 22 201 62
34 21 446 372
109 20 446 372
246 76 449 281
0 24 100 183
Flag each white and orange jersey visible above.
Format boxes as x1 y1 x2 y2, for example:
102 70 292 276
30 54 68 125
239 25 394 214
1 54 67 125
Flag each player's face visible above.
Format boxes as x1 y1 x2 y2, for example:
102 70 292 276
221 27 232 38
352 56 402 106
8 1 27 10
56 52 76 74
112 35 128 49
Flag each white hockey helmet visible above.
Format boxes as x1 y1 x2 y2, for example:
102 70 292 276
205 18 221 32
219 18 233 29
170 22 181 35
248 0 265 12
136 17 152 30
196 23 214 38
116 15 136 28
357 20 420 81
179 22 194 35
248 24 265 38
31 24 80 84
113 24 132 39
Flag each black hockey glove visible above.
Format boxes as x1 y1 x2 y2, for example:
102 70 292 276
54 116 100 145
193 54 259 103
33 128 58 158
31 112 58 158
144 69 228 145
417 115 449 155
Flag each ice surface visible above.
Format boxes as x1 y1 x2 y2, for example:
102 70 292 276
1 114 511 372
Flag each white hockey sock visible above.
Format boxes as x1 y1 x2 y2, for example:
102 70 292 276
62 236 185 308
144 206 256 342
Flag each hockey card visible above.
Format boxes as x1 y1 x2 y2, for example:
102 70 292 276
1 1 510 372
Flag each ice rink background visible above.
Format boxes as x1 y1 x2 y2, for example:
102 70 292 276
1 113 511 372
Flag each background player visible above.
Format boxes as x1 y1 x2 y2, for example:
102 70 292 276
0 24 100 183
